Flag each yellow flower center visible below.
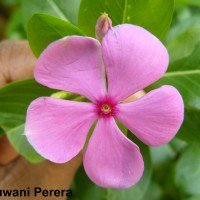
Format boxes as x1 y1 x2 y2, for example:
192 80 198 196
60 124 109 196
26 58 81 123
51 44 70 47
101 104 111 114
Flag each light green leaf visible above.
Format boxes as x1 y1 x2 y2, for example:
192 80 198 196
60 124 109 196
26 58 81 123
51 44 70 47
7 124 44 163
167 26 200 66
0 78 55 162
184 197 200 200
74 131 152 200
175 0 200 7
150 144 175 166
166 16 200 42
27 13 84 57
142 181 162 200
21 0 81 27
175 144 200 196
78 0 174 40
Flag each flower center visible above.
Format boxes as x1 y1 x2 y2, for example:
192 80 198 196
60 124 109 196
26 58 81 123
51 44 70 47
101 104 111 114
96 97 117 117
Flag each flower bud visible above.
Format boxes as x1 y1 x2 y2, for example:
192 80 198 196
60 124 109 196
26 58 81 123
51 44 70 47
95 13 112 42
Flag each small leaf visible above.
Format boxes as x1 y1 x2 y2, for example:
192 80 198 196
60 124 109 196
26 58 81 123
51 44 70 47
78 0 174 40
27 13 84 57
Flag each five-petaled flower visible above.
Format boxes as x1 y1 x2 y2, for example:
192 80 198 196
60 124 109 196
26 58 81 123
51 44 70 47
25 21 184 188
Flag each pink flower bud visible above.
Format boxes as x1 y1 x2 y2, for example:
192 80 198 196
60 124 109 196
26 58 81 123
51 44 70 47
95 13 112 42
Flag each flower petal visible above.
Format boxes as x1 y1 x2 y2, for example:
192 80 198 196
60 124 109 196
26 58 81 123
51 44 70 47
102 24 169 102
83 117 144 188
35 36 106 102
116 86 184 146
25 97 97 163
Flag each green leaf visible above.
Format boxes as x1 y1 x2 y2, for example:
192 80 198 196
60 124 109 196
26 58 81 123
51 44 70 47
175 144 200 196
78 0 174 40
185 197 200 200
74 131 152 200
166 16 200 42
0 127 4 138
7 124 44 163
150 144 175 166
27 13 84 57
22 0 80 27
21 0 81 27
147 26 200 144
0 78 55 162
142 181 162 200
167 26 200 66
6 8 26 39
175 0 200 7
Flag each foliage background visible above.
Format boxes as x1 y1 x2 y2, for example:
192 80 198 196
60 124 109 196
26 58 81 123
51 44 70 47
0 0 200 199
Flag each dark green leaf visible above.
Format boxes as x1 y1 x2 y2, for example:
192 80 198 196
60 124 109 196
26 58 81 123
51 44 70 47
27 13 84 57
0 127 4 138
78 0 174 40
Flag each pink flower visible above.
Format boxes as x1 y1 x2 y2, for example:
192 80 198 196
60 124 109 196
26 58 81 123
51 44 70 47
25 24 184 188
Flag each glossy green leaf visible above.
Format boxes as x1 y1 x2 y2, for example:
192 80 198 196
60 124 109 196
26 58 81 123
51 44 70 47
21 0 81 27
78 0 174 40
0 78 55 162
27 13 84 57
74 131 152 200
7 124 44 163
175 144 200 196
